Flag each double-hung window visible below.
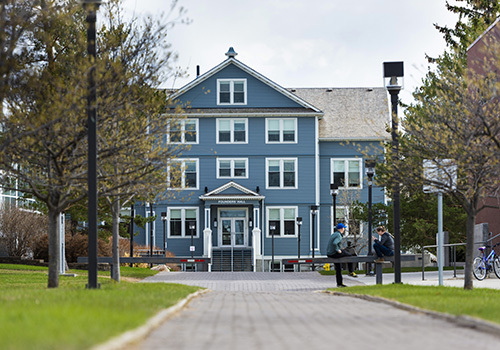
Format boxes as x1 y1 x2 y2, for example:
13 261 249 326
266 158 297 189
217 158 248 179
168 208 198 238
169 159 198 189
167 119 198 144
267 207 298 237
331 159 362 189
217 79 247 105
266 118 297 143
217 118 247 143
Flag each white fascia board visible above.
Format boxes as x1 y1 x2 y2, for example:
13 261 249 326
319 136 390 142
186 112 323 118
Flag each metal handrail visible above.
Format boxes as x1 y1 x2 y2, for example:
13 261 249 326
421 243 466 280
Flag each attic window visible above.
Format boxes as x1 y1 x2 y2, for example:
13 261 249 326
217 79 247 105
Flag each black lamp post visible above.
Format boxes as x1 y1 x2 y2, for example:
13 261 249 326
384 61 404 284
365 159 376 276
270 222 276 272
149 203 154 257
83 0 102 289
161 212 167 254
129 205 135 268
310 205 319 271
189 222 196 259
296 217 302 260
330 183 339 228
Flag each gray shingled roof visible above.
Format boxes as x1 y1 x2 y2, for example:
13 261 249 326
289 88 390 141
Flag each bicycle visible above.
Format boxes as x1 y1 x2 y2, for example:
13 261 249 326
472 243 500 280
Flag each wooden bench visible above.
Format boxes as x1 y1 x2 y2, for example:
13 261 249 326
77 256 211 277
281 255 416 285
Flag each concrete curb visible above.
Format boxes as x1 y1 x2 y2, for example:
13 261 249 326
324 290 500 337
91 289 210 350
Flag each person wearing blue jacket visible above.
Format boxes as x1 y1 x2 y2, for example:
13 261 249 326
326 223 357 287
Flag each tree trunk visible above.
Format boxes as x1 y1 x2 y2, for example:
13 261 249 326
47 208 60 288
464 211 476 290
111 198 121 282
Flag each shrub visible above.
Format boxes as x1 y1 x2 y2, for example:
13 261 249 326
33 233 113 263
0 204 47 258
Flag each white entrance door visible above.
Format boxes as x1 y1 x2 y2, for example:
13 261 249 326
218 209 248 247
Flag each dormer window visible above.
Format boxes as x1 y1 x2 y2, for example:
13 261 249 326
217 79 247 105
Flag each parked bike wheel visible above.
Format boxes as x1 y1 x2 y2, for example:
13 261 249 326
493 257 500 279
473 257 487 280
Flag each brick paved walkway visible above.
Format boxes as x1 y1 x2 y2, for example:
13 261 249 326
120 272 499 350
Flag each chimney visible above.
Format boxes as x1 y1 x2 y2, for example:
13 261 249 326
196 65 200 77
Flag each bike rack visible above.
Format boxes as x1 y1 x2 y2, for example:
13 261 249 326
421 243 466 280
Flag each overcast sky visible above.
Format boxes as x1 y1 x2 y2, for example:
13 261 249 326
122 0 461 105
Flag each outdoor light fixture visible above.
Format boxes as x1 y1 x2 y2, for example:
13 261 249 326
365 160 376 182
330 183 339 228
189 222 196 260
270 222 277 271
161 212 167 251
249 218 253 228
383 61 404 90
384 61 404 283
310 205 319 271
296 217 303 261
213 218 217 228
365 159 376 276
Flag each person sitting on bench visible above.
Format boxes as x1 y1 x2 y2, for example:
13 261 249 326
327 223 357 288
373 226 394 263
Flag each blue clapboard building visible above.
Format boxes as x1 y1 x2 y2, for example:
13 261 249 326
134 48 389 271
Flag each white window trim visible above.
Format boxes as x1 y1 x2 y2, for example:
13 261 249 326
265 118 297 143
216 118 248 144
167 118 199 144
265 158 298 189
266 206 299 238
167 207 200 238
168 158 199 190
216 158 249 179
217 79 247 105
330 158 363 189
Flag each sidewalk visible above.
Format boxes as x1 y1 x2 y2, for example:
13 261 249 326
110 271 500 350
357 269 500 289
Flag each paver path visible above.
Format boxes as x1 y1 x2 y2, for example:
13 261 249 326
123 272 499 350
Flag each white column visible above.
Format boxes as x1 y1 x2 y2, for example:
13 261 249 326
59 213 65 275
252 228 261 272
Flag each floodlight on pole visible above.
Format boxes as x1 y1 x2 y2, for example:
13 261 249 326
384 61 404 284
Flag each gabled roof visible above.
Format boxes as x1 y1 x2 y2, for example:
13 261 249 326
173 52 322 114
289 88 390 141
199 181 265 201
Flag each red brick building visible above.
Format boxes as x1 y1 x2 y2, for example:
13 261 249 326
467 18 500 241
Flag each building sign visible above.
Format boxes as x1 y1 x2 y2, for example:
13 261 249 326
217 200 247 204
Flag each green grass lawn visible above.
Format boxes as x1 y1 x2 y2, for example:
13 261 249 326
331 284 500 326
0 264 201 350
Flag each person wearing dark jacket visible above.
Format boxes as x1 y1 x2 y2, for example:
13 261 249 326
327 223 357 287
373 226 394 262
